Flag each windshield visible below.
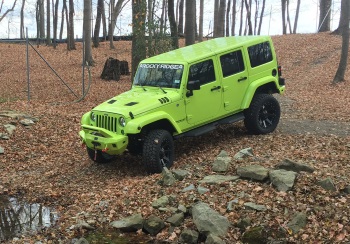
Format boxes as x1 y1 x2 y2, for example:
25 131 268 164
134 63 184 88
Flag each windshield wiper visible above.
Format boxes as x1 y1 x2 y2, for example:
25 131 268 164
138 82 146 91
159 85 167 94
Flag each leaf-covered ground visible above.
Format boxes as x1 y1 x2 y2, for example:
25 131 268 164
0 33 349 243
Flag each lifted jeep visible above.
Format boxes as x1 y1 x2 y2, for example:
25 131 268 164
79 36 285 174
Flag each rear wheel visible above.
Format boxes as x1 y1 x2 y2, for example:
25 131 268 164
86 147 114 164
143 129 174 174
244 94 280 134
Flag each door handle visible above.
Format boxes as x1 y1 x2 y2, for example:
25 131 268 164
211 86 221 91
238 77 247 82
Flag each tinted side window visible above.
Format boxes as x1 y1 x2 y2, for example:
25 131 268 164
188 59 216 85
248 41 273 68
220 50 245 77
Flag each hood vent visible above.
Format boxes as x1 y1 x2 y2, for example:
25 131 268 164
125 102 138 106
108 99 117 104
158 97 170 104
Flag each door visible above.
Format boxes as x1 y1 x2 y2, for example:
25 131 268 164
185 58 222 124
220 48 250 112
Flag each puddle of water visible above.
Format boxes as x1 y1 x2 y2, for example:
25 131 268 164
0 195 59 241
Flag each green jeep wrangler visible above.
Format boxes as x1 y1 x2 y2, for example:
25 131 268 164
79 36 285 173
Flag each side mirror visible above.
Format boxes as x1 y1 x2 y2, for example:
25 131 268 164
186 80 200 97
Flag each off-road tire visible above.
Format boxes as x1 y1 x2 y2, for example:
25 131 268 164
244 94 280 134
86 147 114 164
142 129 174 174
127 138 143 155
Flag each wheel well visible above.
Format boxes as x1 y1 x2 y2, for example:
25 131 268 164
135 119 176 140
255 82 279 94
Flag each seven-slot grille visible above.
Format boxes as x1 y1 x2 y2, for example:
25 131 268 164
96 114 118 133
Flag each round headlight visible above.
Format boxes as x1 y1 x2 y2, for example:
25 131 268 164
90 112 96 122
119 117 126 127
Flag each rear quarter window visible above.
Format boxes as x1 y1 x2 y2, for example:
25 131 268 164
248 41 273 68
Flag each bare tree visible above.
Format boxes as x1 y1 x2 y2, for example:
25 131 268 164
231 0 236 36
217 0 226 37
281 0 287 34
93 0 104 47
108 0 127 49
168 0 179 48
292 0 301 34
319 0 332 32
257 0 266 35
0 0 17 22
67 0 76 50
46 0 51 45
333 0 349 84
199 0 204 41
239 0 244 35
185 0 196 45
213 0 219 37
59 0 67 40
20 0 25 38
83 0 93 65
132 0 146 77
53 0 59 47
226 0 231 36
244 0 253 35
177 0 184 35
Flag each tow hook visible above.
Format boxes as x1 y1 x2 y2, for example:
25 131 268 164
102 147 109 153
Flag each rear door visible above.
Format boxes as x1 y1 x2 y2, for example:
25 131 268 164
220 48 250 112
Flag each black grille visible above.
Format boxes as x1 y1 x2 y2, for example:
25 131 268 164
96 114 118 133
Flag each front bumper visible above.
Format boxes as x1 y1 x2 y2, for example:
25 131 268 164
79 125 128 155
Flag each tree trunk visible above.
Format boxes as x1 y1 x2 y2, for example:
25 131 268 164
217 0 226 37
177 0 184 35
39 0 45 39
333 0 349 84
68 0 76 50
132 0 146 78
93 0 103 48
244 0 253 35
319 0 332 32
333 0 346 35
168 0 179 48
108 0 125 49
59 0 66 40
281 0 287 34
292 0 300 34
20 0 25 39
185 0 196 45
286 0 292 33
199 0 204 41
213 0 219 37
231 0 236 36
53 0 59 48
46 0 51 45
257 0 265 35
239 0 244 35
226 0 231 36
84 0 94 65
101 3 107 40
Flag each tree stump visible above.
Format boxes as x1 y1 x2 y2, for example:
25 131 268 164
100 58 130 81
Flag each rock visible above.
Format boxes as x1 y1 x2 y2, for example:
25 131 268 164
172 169 190 181
178 204 187 213
205 234 225 244
0 146 4 154
4 124 16 135
276 158 314 173
74 238 89 244
236 217 251 231
179 229 199 244
212 157 231 172
199 175 239 185
234 148 254 160
242 226 268 244
341 185 350 194
143 215 165 236
110 213 143 232
197 185 210 194
0 133 9 140
20 118 35 126
166 212 184 226
244 202 267 211
317 177 337 192
269 169 297 192
152 195 170 209
286 212 307 234
236 165 269 181
74 220 95 230
227 199 238 212
192 202 230 237
182 184 196 192
161 167 176 186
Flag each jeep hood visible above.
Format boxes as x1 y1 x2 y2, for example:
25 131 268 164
92 89 181 117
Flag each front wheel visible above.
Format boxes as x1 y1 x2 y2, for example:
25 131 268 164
86 147 114 164
142 129 174 174
244 94 281 134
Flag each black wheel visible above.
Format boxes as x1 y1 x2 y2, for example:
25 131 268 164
86 147 114 164
127 138 143 155
142 129 174 174
244 94 280 134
